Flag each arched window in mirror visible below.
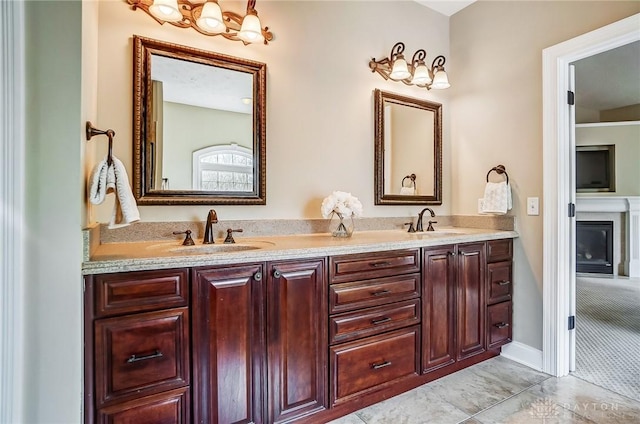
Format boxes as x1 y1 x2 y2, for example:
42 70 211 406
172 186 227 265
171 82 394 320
192 144 253 191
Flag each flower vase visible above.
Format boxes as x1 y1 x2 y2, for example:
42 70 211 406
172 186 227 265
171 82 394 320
330 212 354 238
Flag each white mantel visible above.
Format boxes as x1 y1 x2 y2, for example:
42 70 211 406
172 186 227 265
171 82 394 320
576 196 640 278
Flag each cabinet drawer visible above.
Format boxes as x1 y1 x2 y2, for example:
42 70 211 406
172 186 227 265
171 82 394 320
95 308 189 406
94 269 189 317
330 326 419 406
487 239 513 263
96 387 189 424
487 261 512 304
487 301 512 349
330 299 420 344
329 249 420 283
329 273 420 313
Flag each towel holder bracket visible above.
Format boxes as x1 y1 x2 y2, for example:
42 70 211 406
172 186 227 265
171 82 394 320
486 164 509 185
86 121 115 166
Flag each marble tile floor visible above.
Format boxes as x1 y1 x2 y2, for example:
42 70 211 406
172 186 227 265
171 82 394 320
327 356 640 424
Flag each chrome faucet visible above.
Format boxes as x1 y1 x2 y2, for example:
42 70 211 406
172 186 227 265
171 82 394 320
416 207 436 232
203 209 218 244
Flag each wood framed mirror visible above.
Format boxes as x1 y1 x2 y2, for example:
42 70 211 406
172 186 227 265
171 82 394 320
133 35 266 205
374 89 442 205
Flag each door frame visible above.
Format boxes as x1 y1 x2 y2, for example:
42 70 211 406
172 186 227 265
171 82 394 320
542 13 640 377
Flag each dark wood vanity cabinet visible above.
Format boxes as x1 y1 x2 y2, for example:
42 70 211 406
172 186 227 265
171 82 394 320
191 263 265 424
84 268 191 424
422 242 487 372
486 239 513 348
328 249 421 406
85 238 514 424
191 258 328 424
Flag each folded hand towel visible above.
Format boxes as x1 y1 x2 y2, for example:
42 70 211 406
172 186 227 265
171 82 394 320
89 156 140 228
400 187 415 195
481 181 512 214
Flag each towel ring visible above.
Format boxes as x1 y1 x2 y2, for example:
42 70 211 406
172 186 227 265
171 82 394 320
402 173 417 188
486 165 509 184
86 121 115 166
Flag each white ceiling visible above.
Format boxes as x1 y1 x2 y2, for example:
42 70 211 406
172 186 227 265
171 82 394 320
151 54 253 114
573 41 640 111
415 0 476 17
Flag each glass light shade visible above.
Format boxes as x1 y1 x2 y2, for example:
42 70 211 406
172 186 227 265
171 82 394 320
431 69 450 89
238 13 264 43
389 55 411 80
196 1 225 34
149 0 182 22
411 63 432 85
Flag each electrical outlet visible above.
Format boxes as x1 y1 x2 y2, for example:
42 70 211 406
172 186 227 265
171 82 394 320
478 198 485 214
527 197 539 215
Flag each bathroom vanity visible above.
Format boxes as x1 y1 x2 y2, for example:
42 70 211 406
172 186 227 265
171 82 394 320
82 228 515 424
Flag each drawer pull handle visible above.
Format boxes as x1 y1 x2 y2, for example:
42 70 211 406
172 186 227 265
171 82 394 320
372 289 391 297
371 317 392 325
494 322 510 329
127 349 163 363
497 280 511 286
372 360 392 370
370 261 392 267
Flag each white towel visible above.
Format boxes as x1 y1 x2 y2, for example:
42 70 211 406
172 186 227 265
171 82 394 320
89 156 140 229
481 181 512 214
400 187 415 195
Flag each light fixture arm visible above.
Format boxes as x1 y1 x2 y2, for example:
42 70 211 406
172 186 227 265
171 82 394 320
411 49 427 67
431 55 446 71
126 0 273 45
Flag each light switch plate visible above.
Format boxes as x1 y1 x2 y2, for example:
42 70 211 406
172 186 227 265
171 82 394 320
527 197 539 215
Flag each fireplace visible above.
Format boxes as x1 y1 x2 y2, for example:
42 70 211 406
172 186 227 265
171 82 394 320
576 221 614 274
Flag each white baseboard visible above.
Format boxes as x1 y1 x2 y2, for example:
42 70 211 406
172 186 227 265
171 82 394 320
500 341 544 372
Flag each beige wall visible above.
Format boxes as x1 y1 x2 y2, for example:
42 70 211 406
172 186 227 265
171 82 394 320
163 102 252 189
91 1 451 223
576 123 640 195
450 1 640 350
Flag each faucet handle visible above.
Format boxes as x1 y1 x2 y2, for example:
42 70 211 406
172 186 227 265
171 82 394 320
173 230 195 246
224 228 243 244
427 220 438 232
404 222 416 233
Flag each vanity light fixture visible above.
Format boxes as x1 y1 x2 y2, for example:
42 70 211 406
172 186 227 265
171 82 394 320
126 0 273 45
369 42 450 90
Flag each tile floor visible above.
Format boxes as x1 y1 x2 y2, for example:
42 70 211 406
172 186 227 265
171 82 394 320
327 356 640 424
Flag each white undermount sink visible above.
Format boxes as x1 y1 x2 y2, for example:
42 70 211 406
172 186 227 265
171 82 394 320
146 240 275 255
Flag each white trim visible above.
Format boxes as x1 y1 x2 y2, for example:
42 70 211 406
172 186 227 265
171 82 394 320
576 196 639 213
500 342 544 372
0 0 25 422
575 120 640 128
542 13 640 377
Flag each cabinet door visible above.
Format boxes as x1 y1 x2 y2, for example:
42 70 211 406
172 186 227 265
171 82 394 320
456 243 487 360
422 246 456 373
267 259 328 423
192 264 265 424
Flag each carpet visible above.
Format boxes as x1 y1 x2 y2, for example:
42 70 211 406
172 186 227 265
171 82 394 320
573 275 640 402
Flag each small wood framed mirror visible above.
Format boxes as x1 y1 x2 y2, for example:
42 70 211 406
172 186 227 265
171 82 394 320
374 89 442 205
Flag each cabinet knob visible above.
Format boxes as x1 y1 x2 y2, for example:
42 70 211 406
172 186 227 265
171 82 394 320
254 271 262 281
273 269 282 278
495 322 510 329
497 280 511 286
448 251 456 256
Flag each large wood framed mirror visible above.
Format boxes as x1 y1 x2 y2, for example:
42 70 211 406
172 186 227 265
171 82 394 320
374 89 442 205
133 36 266 205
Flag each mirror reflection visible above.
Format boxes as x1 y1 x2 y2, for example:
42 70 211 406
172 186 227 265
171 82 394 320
133 36 266 205
374 89 442 205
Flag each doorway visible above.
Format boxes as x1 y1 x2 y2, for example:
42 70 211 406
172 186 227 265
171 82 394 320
542 13 640 377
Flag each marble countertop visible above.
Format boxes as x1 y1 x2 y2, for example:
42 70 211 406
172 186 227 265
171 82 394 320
82 227 518 275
